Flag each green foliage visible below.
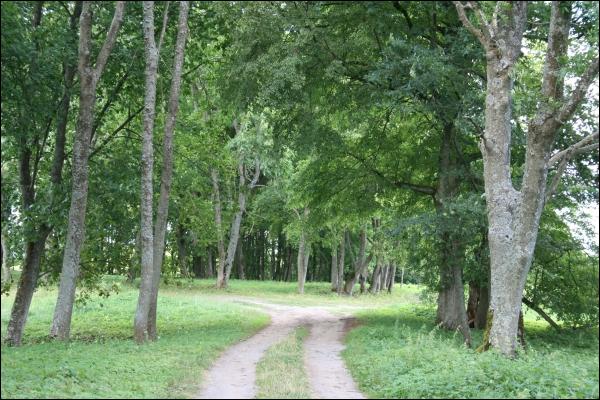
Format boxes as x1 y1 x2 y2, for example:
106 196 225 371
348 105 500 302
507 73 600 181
344 306 599 399
526 210 599 328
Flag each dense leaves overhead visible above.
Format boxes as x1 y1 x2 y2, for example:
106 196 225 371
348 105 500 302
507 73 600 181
0 1 597 333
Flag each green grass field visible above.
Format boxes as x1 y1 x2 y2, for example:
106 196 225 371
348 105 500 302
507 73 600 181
1 279 269 399
1 277 598 398
343 305 599 399
163 277 423 307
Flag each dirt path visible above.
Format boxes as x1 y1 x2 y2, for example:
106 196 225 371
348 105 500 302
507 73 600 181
304 318 365 399
195 297 365 399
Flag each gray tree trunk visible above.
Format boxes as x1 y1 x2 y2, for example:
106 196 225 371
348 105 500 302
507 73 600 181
1 230 10 290
298 234 310 294
219 179 245 288
369 256 382 294
455 2 597 356
6 1 79 346
337 231 345 294
211 169 227 286
343 227 371 295
133 0 160 344
207 247 214 278
177 225 189 277
297 232 307 294
236 238 246 280
4 2 46 347
5 233 50 346
218 154 260 288
148 1 190 340
330 246 338 292
387 263 397 293
434 122 471 346
296 207 310 294
380 264 389 293
51 1 125 341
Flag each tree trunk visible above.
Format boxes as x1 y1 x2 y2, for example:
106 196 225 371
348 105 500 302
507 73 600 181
380 264 389 293
297 231 307 294
276 233 284 280
177 225 189 277
467 281 480 328
337 231 345 294
4 1 55 346
51 1 125 341
387 263 397 293
343 227 371 295
517 308 526 349
133 1 160 344
369 256 382 294
454 0 599 357
330 246 338 292
4 231 50 346
475 282 490 329
219 187 245 288
258 230 265 280
270 236 276 280
522 297 560 330
236 237 246 280
148 1 190 341
1 230 11 291
211 169 227 286
285 245 292 282
434 122 471 346
207 247 214 278
436 264 470 346
192 254 202 278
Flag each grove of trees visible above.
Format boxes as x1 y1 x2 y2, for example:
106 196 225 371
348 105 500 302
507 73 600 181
1 1 598 357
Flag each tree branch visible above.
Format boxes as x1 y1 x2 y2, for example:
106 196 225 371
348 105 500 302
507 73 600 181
556 56 599 125
89 106 144 159
522 297 560 330
249 157 261 189
545 130 599 203
93 1 126 83
344 151 436 196
157 1 170 54
453 1 493 50
548 130 599 166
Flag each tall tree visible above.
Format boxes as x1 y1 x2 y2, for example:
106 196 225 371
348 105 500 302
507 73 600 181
50 1 125 341
296 207 310 294
134 0 162 344
4 1 83 346
216 154 261 288
211 168 227 287
147 0 190 340
454 1 599 356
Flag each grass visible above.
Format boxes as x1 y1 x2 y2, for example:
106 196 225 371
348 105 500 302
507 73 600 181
343 305 599 399
255 326 310 399
2 276 598 399
1 278 269 399
162 277 422 307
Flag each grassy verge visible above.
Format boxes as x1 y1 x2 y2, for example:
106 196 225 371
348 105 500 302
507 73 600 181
160 277 422 307
256 326 310 399
343 305 599 399
1 281 269 399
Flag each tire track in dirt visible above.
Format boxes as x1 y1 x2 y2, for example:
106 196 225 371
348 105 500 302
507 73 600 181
195 297 365 399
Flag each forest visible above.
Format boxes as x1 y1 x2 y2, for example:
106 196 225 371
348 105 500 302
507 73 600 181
1 1 599 399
